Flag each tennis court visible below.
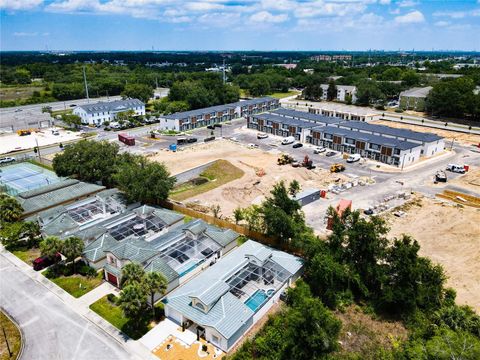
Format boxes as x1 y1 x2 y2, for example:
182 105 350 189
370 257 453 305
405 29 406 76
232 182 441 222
0 162 61 196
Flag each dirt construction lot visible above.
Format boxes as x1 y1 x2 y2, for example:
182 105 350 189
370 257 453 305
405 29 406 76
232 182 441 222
373 120 480 147
149 139 353 217
386 196 480 312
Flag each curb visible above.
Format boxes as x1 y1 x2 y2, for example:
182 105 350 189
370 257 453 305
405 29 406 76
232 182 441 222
0 307 24 360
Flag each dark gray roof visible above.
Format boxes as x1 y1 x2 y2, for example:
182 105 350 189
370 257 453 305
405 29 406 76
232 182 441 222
144 255 179 283
335 121 443 143
252 113 318 128
162 97 277 120
77 99 144 114
317 125 420 151
270 108 342 125
106 237 158 263
84 233 118 262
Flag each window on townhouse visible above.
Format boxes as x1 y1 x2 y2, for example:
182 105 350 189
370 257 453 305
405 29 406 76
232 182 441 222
370 143 381 151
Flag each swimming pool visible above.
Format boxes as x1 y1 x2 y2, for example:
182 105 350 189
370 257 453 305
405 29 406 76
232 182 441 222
177 259 200 277
244 290 268 312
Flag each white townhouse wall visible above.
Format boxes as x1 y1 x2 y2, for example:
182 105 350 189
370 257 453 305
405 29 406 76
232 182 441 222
398 146 422 168
320 84 357 102
73 98 145 125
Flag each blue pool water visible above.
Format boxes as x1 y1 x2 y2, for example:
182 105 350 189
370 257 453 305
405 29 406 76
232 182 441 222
178 260 200 277
244 290 268 312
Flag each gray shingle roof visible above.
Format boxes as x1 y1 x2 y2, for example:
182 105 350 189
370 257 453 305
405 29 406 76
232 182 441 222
335 121 442 143
205 228 239 248
183 219 208 235
252 113 318 128
144 255 179 283
106 237 158 263
270 108 342 125
193 282 230 307
77 99 144 114
315 125 420 151
84 233 118 262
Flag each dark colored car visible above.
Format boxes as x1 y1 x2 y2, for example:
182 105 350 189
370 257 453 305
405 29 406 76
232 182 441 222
206 125 215 130
214 123 222 128
326 151 337 157
33 253 61 271
292 143 303 148
187 137 198 143
364 209 374 215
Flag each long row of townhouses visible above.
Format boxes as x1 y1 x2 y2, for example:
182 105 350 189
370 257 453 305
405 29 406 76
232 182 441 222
247 108 444 167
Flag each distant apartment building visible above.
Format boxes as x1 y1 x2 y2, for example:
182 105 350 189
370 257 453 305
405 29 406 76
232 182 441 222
73 98 145 125
399 87 432 112
158 97 279 132
320 84 357 103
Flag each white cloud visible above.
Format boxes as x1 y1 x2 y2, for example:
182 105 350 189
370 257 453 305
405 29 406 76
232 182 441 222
0 0 43 10
394 10 424 24
249 10 288 23
434 20 450 27
184 2 224 12
260 0 296 11
13 31 39 36
294 1 367 19
433 9 480 19
397 0 418 8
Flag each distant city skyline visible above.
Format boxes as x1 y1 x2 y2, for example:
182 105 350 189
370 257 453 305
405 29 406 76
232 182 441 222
1 0 480 51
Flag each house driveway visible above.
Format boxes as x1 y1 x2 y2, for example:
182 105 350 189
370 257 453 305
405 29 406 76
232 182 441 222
0 252 134 360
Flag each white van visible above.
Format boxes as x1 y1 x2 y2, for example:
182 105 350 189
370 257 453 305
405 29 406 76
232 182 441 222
347 154 361 163
281 136 295 145
446 164 465 174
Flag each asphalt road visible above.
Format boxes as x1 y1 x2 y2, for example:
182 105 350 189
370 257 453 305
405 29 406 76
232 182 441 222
0 253 133 360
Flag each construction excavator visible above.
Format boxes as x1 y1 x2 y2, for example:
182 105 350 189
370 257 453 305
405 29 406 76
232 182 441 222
330 163 346 173
277 154 295 165
302 155 315 170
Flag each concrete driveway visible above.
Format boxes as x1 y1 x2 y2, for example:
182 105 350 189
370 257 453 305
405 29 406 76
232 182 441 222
0 253 134 360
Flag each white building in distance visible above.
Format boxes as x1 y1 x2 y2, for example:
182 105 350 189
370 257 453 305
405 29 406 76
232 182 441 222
320 84 357 103
73 99 145 125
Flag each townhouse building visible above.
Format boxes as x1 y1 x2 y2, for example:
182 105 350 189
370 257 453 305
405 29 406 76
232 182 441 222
247 113 317 142
308 125 422 167
73 98 145 125
320 84 357 102
399 87 432 111
158 97 279 132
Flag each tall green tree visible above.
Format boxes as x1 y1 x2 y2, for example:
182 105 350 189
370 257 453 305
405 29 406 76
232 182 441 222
114 155 175 204
144 271 167 318
0 194 23 223
52 140 120 187
40 236 63 263
62 236 85 273
121 83 153 102
118 282 148 319
120 262 145 287
327 80 337 101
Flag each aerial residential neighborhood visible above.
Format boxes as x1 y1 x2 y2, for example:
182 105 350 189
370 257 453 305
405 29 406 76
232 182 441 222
1 1 480 360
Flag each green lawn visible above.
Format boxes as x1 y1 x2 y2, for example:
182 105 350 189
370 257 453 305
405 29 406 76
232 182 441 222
269 91 301 99
90 295 164 340
11 246 41 265
48 272 104 298
170 159 244 201
0 311 22 360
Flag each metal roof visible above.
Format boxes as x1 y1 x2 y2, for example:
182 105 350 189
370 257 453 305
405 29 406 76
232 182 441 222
335 121 442 143
17 180 105 215
270 108 342 125
84 233 118 262
399 86 432 98
144 255 179 283
293 188 320 200
76 99 144 114
252 113 318 128
317 125 420 151
162 97 277 120
165 240 303 339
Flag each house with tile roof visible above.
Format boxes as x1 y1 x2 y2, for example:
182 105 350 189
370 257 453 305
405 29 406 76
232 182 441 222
163 240 303 352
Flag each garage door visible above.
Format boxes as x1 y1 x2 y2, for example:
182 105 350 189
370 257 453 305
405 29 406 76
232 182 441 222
107 272 118 286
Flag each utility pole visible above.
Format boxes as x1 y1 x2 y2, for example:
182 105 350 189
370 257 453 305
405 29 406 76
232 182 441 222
83 66 90 103
35 137 42 163
2 324 12 358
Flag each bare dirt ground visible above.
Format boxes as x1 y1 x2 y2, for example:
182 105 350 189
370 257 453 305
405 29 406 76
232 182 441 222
149 140 354 218
386 196 480 312
448 168 480 193
373 120 480 147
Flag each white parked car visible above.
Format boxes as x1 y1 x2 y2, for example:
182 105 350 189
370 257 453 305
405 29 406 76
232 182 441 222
0 157 15 164
257 133 269 139
313 147 326 154
347 154 361 163
281 136 295 145
248 143 259 149
446 164 465 174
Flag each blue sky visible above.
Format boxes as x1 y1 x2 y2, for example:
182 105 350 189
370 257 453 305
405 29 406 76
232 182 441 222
1 0 479 51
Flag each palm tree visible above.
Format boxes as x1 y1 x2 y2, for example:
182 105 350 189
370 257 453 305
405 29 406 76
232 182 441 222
117 283 148 319
144 271 167 318
233 208 244 225
21 221 41 247
0 194 23 223
62 236 85 273
120 262 145 287
39 236 63 265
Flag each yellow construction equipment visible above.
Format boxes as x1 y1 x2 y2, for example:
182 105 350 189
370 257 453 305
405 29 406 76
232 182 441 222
277 154 295 165
17 129 32 136
330 163 346 173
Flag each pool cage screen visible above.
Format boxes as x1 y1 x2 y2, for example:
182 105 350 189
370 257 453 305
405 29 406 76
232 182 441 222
107 214 166 241
156 235 222 274
67 198 122 225
226 260 291 300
